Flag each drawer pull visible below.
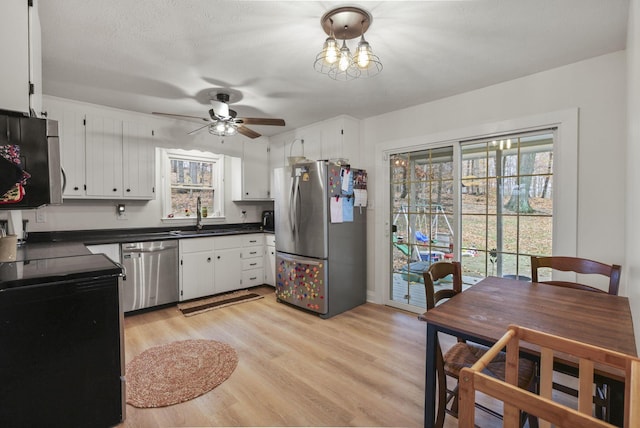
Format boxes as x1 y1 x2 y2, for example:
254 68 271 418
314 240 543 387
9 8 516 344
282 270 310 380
249 276 257 280
250 263 257 266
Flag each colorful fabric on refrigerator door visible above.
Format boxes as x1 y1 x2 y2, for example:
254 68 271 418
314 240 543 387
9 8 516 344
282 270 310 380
276 258 324 311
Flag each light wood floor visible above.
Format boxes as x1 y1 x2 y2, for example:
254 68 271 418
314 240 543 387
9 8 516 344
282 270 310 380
117 286 501 428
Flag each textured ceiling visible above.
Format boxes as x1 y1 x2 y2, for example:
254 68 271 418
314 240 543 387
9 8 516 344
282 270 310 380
38 0 629 136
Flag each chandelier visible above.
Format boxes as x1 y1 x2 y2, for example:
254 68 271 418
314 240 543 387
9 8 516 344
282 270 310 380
208 120 238 137
314 6 383 81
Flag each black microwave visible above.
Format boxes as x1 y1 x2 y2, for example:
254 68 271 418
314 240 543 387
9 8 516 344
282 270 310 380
0 114 62 209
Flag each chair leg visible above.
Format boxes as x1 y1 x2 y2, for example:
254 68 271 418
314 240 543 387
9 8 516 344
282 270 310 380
449 384 460 416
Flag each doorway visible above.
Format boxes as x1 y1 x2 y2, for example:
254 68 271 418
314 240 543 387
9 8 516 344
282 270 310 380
389 146 455 310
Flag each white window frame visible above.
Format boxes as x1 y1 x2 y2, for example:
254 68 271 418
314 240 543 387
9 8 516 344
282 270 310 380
374 109 578 310
160 148 225 221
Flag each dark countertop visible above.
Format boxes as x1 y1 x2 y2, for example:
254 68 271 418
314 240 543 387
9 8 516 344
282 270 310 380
0 253 122 289
27 223 265 245
1 223 269 287
14 241 91 262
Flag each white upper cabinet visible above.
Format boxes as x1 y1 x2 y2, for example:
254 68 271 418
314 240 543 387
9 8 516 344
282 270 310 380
29 0 43 116
321 115 360 164
0 0 43 115
85 114 124 198
268 115 361 172
122 121 155 199
46 106 86 197
232 138 271 200
1 0 30 114
43 97 156 200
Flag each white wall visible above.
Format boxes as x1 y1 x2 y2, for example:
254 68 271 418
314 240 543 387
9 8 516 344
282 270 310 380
1 96 273 233
361 52 628 306
627 0 640 353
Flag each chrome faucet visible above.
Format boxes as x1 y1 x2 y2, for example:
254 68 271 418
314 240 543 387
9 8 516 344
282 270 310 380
196 196 203 230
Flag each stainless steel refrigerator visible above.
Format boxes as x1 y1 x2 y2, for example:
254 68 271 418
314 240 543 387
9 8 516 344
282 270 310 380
274 160 366 318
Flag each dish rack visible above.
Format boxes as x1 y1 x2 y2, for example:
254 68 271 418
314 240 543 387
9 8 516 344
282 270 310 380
458 325 640 428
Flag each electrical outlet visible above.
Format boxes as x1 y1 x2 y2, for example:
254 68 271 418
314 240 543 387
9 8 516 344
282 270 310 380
36 208 46 223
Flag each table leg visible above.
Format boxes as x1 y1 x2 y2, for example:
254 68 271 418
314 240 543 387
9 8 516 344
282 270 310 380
425 323 437 428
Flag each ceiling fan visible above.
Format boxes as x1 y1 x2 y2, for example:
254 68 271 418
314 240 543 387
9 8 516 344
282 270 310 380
152 93 285 139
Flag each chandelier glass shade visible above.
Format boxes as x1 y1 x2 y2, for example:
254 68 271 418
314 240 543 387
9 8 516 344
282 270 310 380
313 6 382 81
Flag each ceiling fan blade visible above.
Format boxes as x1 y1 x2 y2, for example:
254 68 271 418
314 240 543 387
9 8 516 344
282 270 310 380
152 112 210 122
237 126 261 139
187 123 211 135
237 117 285 126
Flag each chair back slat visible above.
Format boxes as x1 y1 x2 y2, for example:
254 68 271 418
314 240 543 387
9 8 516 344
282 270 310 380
531 256 621 295
422 261 462 309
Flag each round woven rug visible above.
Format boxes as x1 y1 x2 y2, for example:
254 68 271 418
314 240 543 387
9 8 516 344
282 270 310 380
126 339 238 408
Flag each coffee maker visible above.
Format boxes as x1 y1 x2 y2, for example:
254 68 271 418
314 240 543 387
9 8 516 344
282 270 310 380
261 210 274 231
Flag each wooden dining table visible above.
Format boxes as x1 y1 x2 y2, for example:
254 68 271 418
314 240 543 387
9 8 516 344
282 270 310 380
419 276 637 428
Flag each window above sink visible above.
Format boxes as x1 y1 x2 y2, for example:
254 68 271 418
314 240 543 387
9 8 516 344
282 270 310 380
160 148 225 221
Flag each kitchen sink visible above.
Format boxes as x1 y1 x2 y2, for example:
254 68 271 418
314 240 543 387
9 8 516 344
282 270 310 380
169 229 236 237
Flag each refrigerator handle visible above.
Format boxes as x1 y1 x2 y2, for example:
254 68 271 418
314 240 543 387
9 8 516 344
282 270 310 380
290 175 299 237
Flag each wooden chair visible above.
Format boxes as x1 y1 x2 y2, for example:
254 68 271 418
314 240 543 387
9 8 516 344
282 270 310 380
459 325 640 428
530 256 621 295
531 255 622 420
423 261 537 427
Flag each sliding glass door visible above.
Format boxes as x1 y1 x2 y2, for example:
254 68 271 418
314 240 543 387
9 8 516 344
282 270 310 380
389 147 455 309
387 130 554 311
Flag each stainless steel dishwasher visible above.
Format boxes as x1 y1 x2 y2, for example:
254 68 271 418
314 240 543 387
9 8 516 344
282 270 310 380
121 240 179 312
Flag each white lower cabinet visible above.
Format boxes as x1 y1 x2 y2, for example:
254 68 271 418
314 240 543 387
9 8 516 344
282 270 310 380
179 238 215 301
242 234 264 288
265 234 275 286
214 236 242 294
179 233 268 301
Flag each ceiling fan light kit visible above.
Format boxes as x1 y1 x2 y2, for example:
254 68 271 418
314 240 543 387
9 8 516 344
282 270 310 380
314 6 382 81
209 120 237 137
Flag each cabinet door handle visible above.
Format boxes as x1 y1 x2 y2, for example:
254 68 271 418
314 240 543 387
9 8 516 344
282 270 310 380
217 256 221 259
126 188 131 192
73 186 79 191
207 257 212 262
113 188 117 192
249 251 258 255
